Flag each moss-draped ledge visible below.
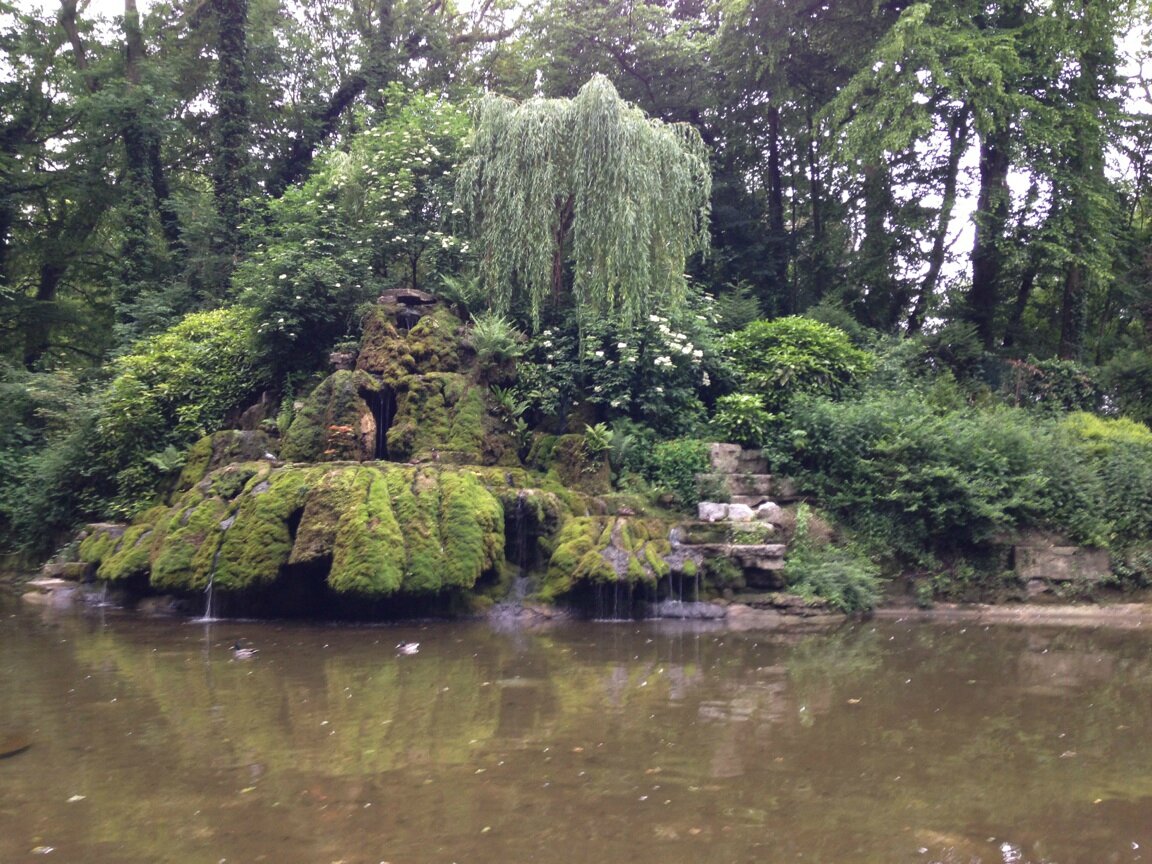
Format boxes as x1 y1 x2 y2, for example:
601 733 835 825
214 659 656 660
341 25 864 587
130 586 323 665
80 462 505 596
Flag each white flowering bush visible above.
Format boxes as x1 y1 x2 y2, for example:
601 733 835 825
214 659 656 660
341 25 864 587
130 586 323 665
234 86 469 376
511 289 729 437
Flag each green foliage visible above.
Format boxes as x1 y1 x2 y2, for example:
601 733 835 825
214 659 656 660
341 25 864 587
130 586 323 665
723 317 874 410
511 289 724 437
456 74 711 328
1004 358 1104 414
784 504 881 613
782 391 1100 557
235 88 470 377
709 393 774 447
643 438 710 509
468 311 525 362
582 422 612 456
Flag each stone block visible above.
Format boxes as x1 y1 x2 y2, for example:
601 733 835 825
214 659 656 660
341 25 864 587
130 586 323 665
727 503 755 522
756 501 784 523
1014 543 1110 583
698 502 729 523
708 443 743 473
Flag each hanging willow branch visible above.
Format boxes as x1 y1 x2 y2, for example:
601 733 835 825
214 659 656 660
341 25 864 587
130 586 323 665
456 75 711 329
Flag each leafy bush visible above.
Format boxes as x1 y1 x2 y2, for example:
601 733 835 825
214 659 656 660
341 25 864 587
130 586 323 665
781 391 1111 558
723 316 873 410
235 88 469 378
784 504 880 613
1004 358 1104 413
511 289 727 437
3 307 265 545
710 393 774 447
644 438 711 509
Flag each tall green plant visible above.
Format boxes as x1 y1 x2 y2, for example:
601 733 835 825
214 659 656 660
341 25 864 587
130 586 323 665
456 75 711 328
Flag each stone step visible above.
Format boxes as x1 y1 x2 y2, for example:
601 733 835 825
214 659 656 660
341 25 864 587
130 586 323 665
675 521 779 546
697 473 799 503
40 561 89 582
708 443 768 475
697 500 785 524
691 543 787 570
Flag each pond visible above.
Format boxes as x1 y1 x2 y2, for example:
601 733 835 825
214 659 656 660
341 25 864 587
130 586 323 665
1 594 1150 864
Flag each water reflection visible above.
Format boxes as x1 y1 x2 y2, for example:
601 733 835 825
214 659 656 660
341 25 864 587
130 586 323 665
2 597 1151 863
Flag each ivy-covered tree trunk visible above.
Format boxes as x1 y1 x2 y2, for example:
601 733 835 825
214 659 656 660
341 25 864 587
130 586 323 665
211 0 251 265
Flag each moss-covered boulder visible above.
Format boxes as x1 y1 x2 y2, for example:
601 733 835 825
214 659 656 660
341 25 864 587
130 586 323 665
356 305 464 385
540 515 673 601
175 430 278 493
82 463 508 600
387 372 486 463
280 370 380 462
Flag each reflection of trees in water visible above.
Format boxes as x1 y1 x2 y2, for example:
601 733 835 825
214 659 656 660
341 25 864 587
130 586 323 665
5 605 1152 863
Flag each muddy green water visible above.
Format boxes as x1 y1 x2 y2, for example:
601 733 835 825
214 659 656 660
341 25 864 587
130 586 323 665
1 596 1150 864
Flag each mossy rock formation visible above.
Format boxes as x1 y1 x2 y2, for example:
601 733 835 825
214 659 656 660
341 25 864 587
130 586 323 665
75 300 703 617
356 305 464 384
81 463 507 600
280 370 380 462
540 515 673 601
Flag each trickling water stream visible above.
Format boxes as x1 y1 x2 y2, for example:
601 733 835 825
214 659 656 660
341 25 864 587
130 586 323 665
2 595 1151 864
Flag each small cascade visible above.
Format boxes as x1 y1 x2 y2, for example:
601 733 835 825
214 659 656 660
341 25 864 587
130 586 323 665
192 516 234 623
368 387 397 459
505 492 534 603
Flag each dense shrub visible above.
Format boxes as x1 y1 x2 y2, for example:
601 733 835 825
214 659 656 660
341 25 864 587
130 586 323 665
780 391 1112 558
784 504 880 612
511 290 727 437
643 438 711 509
709 393 774 447
723 316 873 410
1003 358 1104 413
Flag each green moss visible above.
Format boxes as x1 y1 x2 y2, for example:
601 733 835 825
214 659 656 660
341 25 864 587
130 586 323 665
79 526 121 565
542 517 617 600
149 494 231 591
541 515 676 600
176 436 214 492
281 370 380 462
329 467 406 595
288 467 358 566
384 466 441 591
387 372 485 463
211 463 264 499
211 468 319 589
355 307 415 384
439 469 504 588
537 434 611 495
98 524 154 581
174 431 278 495
357 305 464 385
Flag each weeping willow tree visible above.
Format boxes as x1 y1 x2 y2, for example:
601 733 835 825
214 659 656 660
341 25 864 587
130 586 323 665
456 75 711 328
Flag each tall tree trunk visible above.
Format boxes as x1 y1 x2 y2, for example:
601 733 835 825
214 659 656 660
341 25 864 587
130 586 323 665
211 0 250 262
766 105 787 290
859 162 896 329
966 132 1010 349
1002 243 1041 351
907 105 969 335
805 111 828 302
